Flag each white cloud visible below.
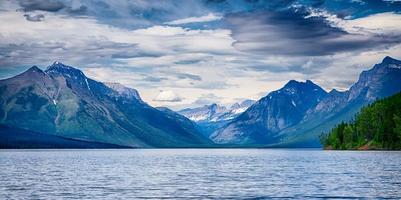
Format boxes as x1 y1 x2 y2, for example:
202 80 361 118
305 9 401 36
0 11 234 66
1 8 401 110
164 13 222 25
340 12 401 35
153 90 182 102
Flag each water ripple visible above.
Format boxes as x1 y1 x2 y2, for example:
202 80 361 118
1 149 401 199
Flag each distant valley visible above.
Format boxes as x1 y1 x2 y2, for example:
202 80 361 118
177 100 255 137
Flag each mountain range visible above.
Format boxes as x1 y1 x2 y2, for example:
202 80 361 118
1 56 400 148
211 56 401 147
0 62 212 148
211 80 327 145
177 100 255 137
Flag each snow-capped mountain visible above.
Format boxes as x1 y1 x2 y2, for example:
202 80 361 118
178 100 255 137
179 103 228 122
178 100 255 123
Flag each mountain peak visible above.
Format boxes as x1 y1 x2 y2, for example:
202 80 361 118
45 61 86 78
26 65 43 73
305 79 314 84
283 79 321 91
369 56 401 71
285 79 300 86
230 99 255 110
209 103 218 108
329 88 339 93
18 66 46 79
46 61 76 71
382 56 400 64
105 82 143 102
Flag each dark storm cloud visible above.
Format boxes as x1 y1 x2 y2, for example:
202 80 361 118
45 0 211 29
0 40 144 68
226 7 401 56
23 14 45 22
18 0 65 12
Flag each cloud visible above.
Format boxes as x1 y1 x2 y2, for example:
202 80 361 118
23 13 45 22
175 73 202 81
18 0 65 12
350 0 366 5
339 12 401 35
164 13 222 25
153 90 182 102
193 93 223 106
226 7 401 56
0 11 233 68
382 0 401 2
142 76 168 82
1 0 401 110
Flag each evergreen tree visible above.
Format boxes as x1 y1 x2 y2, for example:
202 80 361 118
343 125 353 149
394 114 401 140
321 92 401 150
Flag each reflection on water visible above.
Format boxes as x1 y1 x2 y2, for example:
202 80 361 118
1 149 401 199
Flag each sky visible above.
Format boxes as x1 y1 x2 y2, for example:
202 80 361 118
0 0 401 110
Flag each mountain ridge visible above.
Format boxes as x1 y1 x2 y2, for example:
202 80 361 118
210 56 401 147
211 79 328 144
1 56 400 148
177 99 255 137
0 62 212 148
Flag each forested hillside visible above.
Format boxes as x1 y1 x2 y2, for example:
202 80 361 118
321 92 401 150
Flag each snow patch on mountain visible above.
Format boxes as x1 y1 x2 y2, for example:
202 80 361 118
178 100 255 123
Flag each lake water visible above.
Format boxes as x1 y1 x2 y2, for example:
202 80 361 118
1 149 401 199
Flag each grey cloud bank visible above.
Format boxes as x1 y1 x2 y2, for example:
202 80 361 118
0 0 401 109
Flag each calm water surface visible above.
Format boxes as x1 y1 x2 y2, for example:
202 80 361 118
1 149 400 199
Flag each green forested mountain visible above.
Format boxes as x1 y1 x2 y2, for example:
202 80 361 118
321 92 401 150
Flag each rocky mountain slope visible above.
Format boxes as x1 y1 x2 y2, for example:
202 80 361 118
2 57 400 148
211 56 401 147
211 80 328 145
0 62 212 148
275 56 401 147
178 100 255 122
178 100 255 137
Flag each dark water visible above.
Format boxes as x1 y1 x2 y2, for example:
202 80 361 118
1 149 401 199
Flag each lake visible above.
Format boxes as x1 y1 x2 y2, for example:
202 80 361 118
1 149 400 199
